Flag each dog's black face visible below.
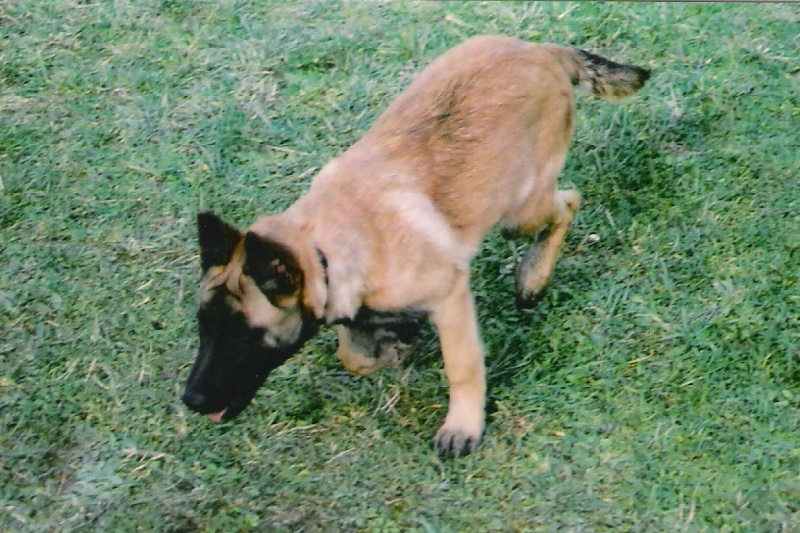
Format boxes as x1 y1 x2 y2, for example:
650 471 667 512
181 212 318 422
182 290 316 422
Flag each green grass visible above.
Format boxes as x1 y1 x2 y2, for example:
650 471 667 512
2 1 799 531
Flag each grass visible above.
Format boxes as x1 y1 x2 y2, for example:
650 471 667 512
1 1 799 531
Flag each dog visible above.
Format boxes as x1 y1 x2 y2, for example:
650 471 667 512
182 35 650 456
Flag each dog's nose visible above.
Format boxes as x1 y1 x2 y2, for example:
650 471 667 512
181 388 208 411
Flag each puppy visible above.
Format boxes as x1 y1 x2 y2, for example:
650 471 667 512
182 36 650 456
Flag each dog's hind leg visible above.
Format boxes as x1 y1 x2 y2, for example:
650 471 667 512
512 188 581 308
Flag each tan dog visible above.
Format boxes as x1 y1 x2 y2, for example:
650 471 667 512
182 36 650 456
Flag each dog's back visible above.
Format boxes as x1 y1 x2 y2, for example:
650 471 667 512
356 35 649 246
286 35 650 316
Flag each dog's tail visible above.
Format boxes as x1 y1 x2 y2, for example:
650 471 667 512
547 45 651 99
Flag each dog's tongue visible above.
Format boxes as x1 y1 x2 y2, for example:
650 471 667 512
207 409 227 423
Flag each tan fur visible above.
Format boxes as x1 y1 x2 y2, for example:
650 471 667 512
211 36 649 454
200 241 309 349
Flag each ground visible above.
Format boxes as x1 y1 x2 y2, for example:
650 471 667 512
1 1 799 531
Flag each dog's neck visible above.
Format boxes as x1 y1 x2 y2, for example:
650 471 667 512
312 243 366 324
313 246 339 324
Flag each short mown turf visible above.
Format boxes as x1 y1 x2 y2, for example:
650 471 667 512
1 2 798 531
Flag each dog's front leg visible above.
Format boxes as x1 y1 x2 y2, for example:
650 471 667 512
431 270 486 456
336 325 401 376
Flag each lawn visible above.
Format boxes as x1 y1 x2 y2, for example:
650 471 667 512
1 1 798 531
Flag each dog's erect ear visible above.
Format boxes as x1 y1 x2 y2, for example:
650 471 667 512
197 212 242 273
243 231 303 305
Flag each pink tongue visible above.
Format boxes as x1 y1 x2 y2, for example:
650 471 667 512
207 409 227 423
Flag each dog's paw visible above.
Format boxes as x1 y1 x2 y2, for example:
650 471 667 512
515 264 551 309
339 345 402 376
374 344 402 370
433 422 483 457
339 350 381 376
515 285 548 309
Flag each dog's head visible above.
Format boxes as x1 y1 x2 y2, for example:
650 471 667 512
181 212 327 422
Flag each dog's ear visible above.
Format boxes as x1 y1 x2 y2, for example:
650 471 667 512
243 231 303 306
197 212 242 273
